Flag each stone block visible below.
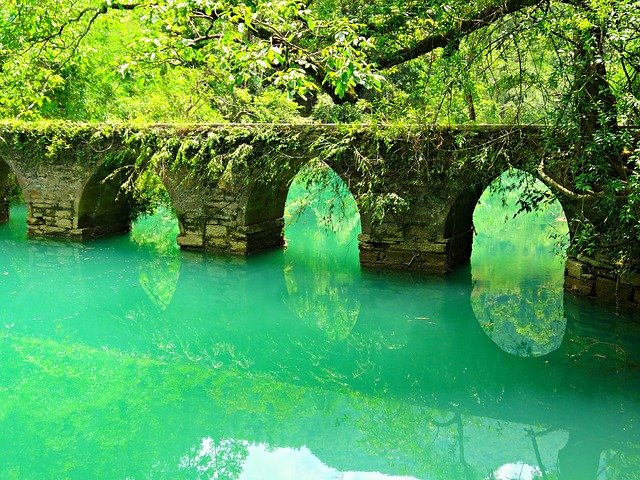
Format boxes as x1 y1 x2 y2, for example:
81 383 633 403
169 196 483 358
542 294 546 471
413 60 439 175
565 276 595 297
207 201 239 211
229 241 248 254
54 210 72 219
205 224 228 238
244 221 276 235
177 233 204 248
55 219 73 229
593 267 616 280
208 210 237 222
418 242 448 254
382 249 447 272
369 223 404 242
180 218 203 230
576 254 614 269
359 250 382 265
207 236 229 249
31 201 54 209
621 272 640 288
595 277 633 303
565 258 587 278
27 216 45 226
406 225 438 240
37 226 67 235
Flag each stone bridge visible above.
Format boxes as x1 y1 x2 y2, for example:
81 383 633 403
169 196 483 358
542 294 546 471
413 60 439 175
0 121 638 307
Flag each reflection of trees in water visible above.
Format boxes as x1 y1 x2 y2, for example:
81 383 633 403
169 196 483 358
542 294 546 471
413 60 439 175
599 449 640 480
472 170 569 357
283 160 361 342
137 257 180 309
283 263 360 342
131 206 181 309
3 328 640 480
179 438 249 480
471 282 566 357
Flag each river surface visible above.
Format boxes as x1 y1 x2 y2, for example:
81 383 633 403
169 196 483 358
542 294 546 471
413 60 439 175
1 172 639 480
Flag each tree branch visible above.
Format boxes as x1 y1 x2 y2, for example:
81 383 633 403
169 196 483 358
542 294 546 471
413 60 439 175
537 158 599 199
248 21 358 104
377 0 544 69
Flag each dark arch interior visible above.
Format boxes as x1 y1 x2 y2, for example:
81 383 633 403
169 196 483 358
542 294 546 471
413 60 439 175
76 162 135 234
0 159 24 223
443 185 485 269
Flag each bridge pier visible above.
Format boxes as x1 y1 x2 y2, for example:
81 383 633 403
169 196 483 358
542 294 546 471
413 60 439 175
358 229 458 273
173 198 286 255
0 168 10 223
356 188 480 273
18 160 135 241
26 197 76 237
565 256 640 306
163 168 289 256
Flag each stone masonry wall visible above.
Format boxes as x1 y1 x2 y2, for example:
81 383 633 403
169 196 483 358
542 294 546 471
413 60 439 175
565 256 640 308
22 166 81 239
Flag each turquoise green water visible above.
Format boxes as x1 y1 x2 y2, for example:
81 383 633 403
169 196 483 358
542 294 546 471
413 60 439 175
1 171 639 480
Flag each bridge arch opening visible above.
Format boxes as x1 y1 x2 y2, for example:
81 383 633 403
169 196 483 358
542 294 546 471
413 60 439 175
75 160 137 237
281 160 362 341
283 160 361 263
468 168 569 357
0 158 26 226
129 170 180 255
75 161 182 247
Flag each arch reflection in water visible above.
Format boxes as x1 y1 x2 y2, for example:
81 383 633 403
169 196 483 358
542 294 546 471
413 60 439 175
471 169 569 357
179 439 422 480
130 205 181 309
283 161 362 341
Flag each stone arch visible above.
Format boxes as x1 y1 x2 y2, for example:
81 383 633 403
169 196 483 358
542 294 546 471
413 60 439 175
283 159 362 243
240 158 363 255
73 158 136 238
444 167 571 270
0 157 30 223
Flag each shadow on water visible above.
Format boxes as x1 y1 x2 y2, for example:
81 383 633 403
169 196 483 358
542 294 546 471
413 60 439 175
0 163 639 480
